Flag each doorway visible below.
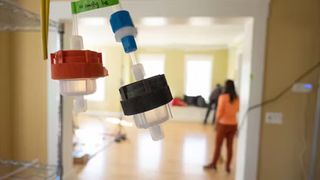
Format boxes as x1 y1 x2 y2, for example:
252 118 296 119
49 1 269 180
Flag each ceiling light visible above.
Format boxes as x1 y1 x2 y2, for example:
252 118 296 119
141 17 168 26
79 17 106 26
188 17 213 26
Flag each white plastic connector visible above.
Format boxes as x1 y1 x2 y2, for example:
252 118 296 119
114 26 137 42
70 35 84 50
131 63 145 81
149 125 164 141
73 96 87 113
133 104 172 141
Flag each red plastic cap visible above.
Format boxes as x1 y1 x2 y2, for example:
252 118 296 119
51 50 108 80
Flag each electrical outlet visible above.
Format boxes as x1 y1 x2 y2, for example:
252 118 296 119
266 112 283 125
292 83 313 93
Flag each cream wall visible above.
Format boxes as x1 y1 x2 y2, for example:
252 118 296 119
87 47 229 112
87 46 123 112
259 0 320 179
0 32 12 159
228 42 243 89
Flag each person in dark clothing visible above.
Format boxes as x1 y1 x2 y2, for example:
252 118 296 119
203 84 223 124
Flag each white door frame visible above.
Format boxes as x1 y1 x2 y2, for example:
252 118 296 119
235 17 268 180
50 1 270 180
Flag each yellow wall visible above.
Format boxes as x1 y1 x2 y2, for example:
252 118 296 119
11 31 48 163
0 0 48 163
259 0 320 179
87 47 229 112
0 32 12 159
137 48 229 98
163 49 185 98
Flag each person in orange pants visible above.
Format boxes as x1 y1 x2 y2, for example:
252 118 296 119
203 80 239 173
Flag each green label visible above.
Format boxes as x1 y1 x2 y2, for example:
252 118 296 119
71 0 119 14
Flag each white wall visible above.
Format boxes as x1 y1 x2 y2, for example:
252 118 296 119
236 19 254 180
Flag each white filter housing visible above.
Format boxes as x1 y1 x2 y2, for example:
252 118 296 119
59 79 97 113
133 104 172 141
59 79 96 96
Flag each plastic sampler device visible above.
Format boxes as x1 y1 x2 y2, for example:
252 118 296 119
119 75 173 140
50 49 108 112
109 9 173 141
51 0 173 140
50 1 108 113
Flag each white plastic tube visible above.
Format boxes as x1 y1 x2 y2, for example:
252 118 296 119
70 10 83 49
72 0 79 36
72 14 79 35
129 52 138 65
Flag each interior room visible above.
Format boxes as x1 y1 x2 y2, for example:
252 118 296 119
77 16 246 120
0 0 320 180
67 15 246 179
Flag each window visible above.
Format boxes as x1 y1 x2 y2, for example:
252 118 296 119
185 55 213 101
139 54 165 78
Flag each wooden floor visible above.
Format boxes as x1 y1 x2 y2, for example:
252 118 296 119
75 121 236 180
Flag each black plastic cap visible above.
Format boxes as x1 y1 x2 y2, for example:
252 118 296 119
119 75 173 115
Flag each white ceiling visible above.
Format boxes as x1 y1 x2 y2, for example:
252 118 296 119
78 17 246 49
50 1 251 49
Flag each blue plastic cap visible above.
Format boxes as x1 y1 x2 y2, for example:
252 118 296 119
121 36 137 53
110 10 134 33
